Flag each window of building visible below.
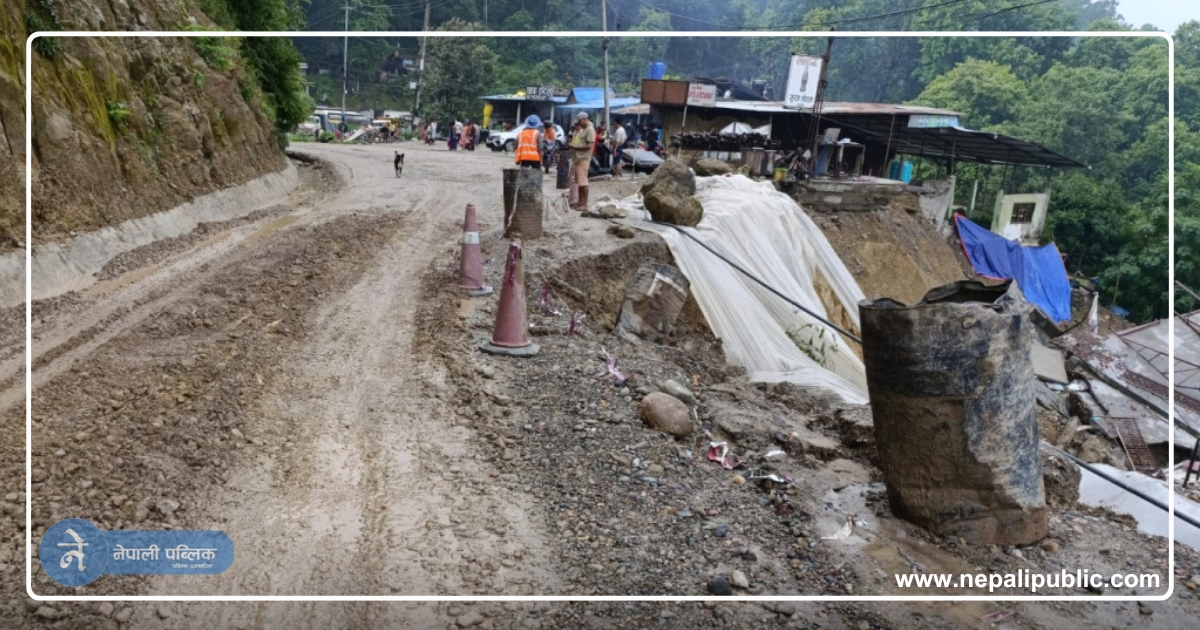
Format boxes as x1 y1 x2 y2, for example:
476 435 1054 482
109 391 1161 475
1011 202 1036 224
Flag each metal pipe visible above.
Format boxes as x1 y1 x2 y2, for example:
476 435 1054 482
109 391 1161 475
1041 443 1200 531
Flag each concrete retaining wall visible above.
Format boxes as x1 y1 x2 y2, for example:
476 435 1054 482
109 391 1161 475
0 161 298 308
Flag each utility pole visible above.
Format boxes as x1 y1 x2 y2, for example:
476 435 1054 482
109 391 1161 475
601 0 610 133
413 1 430 131
341 3 350 141
808 36 834 172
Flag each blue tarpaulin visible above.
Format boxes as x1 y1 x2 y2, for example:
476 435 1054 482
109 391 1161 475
954 214 1072 323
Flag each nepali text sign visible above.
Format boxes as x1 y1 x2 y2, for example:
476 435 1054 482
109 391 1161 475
686 83 717 108
525 85 555 100
908 114 960 128
40 518 235 587
783 55 823 110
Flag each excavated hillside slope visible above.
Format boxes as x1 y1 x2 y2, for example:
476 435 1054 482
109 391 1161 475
2 0 289 251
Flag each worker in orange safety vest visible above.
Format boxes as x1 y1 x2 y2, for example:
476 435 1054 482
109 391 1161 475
514 114 543 168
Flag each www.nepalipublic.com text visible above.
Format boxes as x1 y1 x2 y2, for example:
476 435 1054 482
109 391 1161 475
895 569 1161 593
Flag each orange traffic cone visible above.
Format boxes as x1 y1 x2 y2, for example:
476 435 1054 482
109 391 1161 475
458 203 493 297
480 240 539 357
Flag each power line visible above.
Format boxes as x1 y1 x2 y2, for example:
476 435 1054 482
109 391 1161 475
629 0 976 31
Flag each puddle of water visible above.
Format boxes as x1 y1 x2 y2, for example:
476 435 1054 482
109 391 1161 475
85 228 234 297
86 263 159 296
1078 464 1200 552
244 215 301 244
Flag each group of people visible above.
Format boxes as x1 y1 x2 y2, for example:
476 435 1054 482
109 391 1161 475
449 120 480 151
419 120 481 151
510 111 633 211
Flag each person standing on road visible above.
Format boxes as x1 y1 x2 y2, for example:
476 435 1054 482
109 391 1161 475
459 120 472 151
541 120 557 174
514 115 543 168
568 111 596 211
611 119 627 179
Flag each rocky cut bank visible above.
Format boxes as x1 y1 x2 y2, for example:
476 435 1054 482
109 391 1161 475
7 0 293 251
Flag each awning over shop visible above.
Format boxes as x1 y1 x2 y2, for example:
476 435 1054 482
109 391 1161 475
612 103 651 115
820 120 1086 168
556 97 643 110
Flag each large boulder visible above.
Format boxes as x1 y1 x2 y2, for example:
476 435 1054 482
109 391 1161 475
640 157 695 197
640 392 693 437
640 157 703 226
693 158 734 176
644 188 704 227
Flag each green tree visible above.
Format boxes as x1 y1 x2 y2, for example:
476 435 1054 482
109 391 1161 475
423 18 498 123
911 59 1029 129
196 0 313 137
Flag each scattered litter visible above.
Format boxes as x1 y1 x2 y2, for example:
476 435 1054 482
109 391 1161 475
569 312 585 334
822 520 852 541
600 347 627 383
745 470 791 484
706 442 742 470
853 514 869 528
765 449 786 459
981 610 1016 624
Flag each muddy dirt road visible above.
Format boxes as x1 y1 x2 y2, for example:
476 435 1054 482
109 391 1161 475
7 143 1200 630
5 143 562 628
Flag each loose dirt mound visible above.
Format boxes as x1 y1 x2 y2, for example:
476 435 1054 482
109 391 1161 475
809 199 969 306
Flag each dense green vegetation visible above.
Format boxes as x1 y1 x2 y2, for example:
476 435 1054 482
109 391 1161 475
285 0 1191 323
195 0 313 143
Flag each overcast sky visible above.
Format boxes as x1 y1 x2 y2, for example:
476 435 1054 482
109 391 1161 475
1116 0 1194 33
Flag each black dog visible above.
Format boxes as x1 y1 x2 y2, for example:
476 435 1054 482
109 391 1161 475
394 151 405 177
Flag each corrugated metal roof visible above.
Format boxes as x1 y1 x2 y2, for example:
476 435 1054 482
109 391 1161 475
569 87 616 103
557 97 642 110
700 100 961 116
613 103 651 115
480 94 568 103
839 124 1086 169
648 99 1082 168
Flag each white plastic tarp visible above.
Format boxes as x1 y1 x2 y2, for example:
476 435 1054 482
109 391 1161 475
619 175 868 404
719 122 753 135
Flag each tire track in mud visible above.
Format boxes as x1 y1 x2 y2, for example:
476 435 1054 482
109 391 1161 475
117 144 560 630
0 161 344 413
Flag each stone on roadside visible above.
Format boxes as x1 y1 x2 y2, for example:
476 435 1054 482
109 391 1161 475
659 379 697 405
640 157 696 197
593 204 627 219
644 188 704 227
156 499 180 516
457 611 484 627
639 393 694 438
693 159 734 176
730 570 749 589
607 224 636 239
707 575 733 596
640 158 703 227
114 607 134 623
